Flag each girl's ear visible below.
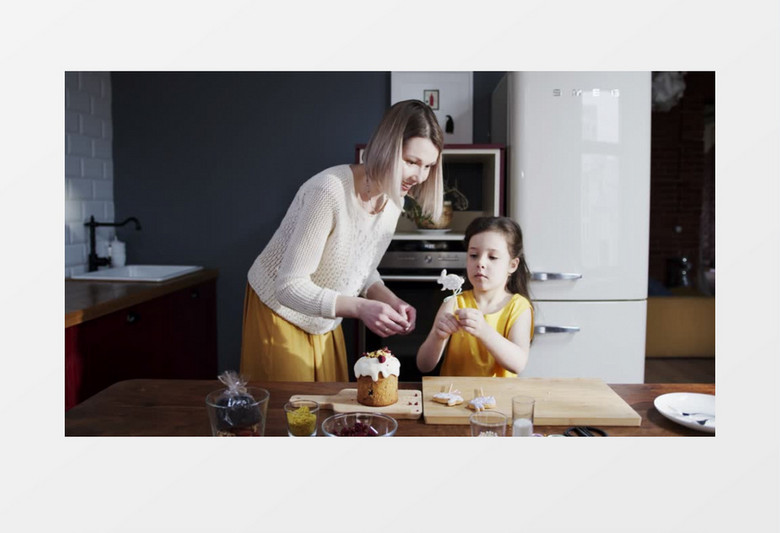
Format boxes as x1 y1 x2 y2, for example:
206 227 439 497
509 257 520 274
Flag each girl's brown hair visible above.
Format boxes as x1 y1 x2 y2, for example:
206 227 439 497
464 216 532 302
363 99 444 222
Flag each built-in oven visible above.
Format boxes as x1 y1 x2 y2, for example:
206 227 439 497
358 238 467 381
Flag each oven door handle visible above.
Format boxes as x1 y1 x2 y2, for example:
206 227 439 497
380 275 444 282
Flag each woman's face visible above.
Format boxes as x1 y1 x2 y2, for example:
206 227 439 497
399 137 439 196
466 230 520 293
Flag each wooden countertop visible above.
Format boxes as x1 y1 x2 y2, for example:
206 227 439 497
64 379 715 437
65 268 218 328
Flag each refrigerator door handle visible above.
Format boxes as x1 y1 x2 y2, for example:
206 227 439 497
531 272 583 281
534 325 581 335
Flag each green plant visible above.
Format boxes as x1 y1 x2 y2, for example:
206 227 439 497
402 185 469 227
402 195 432 226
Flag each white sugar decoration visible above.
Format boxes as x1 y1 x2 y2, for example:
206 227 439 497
437 269 465 303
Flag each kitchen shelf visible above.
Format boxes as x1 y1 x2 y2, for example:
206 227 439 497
356 144 505 240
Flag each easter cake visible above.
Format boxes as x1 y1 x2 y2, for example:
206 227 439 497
354 347 400 407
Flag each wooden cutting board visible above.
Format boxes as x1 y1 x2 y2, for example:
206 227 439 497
422 377 641 426
289 389 422 420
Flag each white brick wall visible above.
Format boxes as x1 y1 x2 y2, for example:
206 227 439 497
65 72 115 278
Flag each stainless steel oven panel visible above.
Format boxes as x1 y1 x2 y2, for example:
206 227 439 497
380 275 441 282
379 251 467 270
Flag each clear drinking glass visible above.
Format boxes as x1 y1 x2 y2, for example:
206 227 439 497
469 411 508 436
511 395 535 437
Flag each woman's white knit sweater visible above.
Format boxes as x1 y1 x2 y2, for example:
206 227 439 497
247 164 401 334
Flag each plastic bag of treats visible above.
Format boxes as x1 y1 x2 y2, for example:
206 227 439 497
206 371 269 436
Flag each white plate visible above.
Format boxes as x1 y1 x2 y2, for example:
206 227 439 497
654 392 715 434
416 229 452 235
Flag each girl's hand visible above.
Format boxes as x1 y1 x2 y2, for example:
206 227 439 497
433 311 460 340
359 300 410 338
416 298 459 374
455 308 489 339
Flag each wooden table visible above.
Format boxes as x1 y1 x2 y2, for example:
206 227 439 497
64 379 715 436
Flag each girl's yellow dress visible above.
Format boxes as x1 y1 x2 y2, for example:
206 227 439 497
439 290 533 377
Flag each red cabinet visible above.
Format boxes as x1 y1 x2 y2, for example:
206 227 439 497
65 279 218 410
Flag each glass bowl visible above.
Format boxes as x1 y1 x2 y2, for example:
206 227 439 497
321 412 398 437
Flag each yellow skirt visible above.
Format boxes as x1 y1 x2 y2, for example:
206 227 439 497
239 284 348 382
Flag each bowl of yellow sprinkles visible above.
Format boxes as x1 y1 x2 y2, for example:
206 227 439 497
283 400 320 436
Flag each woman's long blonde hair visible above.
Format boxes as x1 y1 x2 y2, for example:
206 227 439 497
363 99 444 222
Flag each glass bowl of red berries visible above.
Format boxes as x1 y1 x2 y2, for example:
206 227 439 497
321 412 398 437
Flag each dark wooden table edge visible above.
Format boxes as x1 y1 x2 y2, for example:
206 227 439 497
64 379 715 437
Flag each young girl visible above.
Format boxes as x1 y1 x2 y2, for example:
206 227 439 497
416 216 533 377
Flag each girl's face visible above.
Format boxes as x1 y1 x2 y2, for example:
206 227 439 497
399 136 439 196
467 230 520 293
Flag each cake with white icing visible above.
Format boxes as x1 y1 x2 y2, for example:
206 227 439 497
354 347 400 407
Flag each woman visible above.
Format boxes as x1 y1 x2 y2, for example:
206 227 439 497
240 99 444 381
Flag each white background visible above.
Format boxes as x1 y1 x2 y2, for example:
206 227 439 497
2 1 778 532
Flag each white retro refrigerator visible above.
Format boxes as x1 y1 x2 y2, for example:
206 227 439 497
492 72 651 383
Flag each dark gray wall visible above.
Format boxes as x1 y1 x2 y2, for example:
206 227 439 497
111 71 505 373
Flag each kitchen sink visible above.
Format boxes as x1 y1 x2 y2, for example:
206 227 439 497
71 265 204 282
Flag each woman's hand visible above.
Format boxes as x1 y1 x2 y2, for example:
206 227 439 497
455 308 490 339
362 282 417 336
359 299 411 338
391 300 417 335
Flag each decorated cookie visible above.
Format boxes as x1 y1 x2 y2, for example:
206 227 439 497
437 269 465 303
467 396 497 411
467 388 497 411
432 391 464 406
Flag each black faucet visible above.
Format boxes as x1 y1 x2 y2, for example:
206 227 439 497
85 215 142 271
